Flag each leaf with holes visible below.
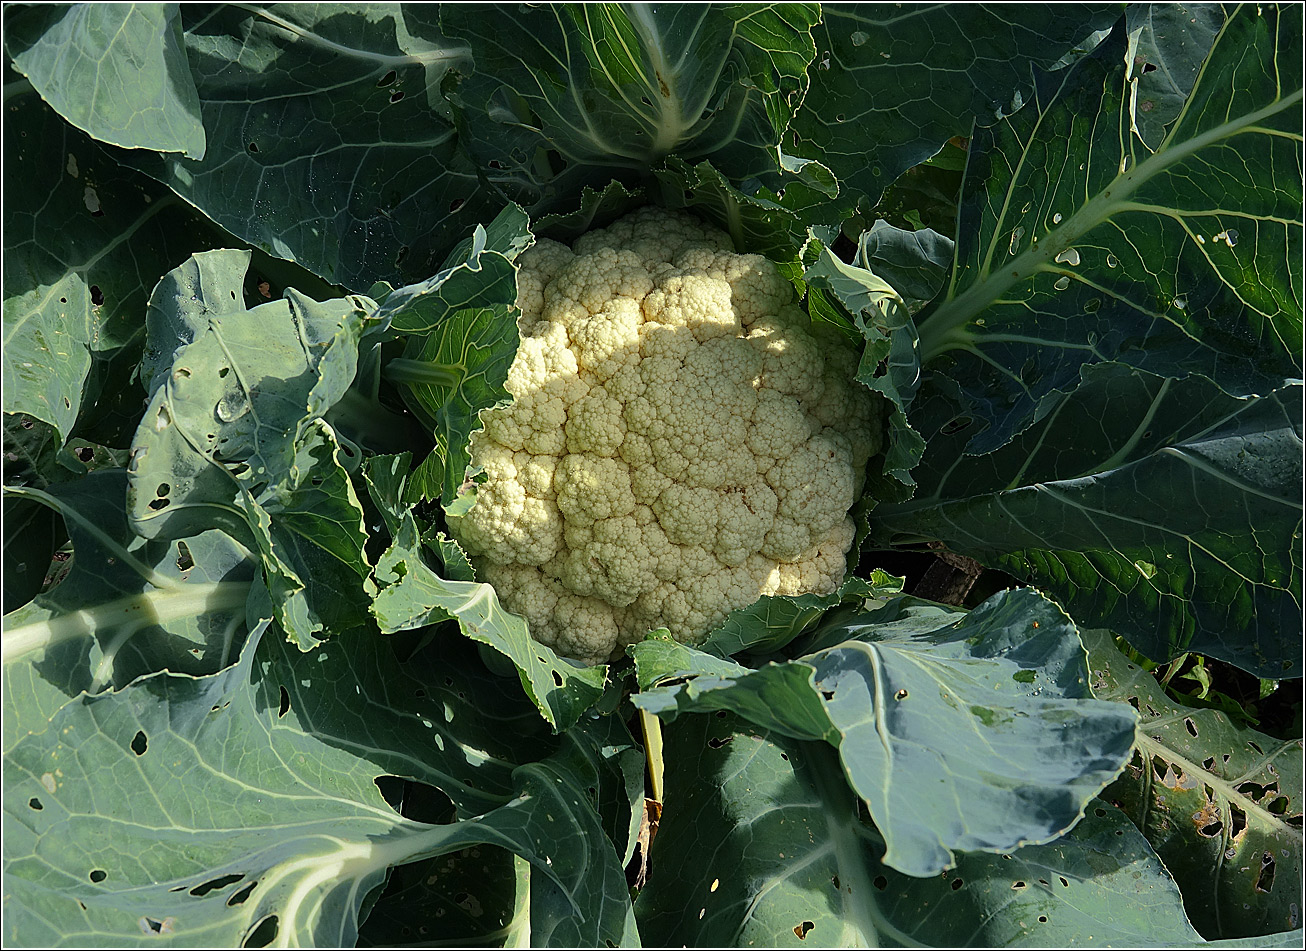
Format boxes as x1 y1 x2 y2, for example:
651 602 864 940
635 711 1204 946
913 6 1302 451
1086 629 1304 939
129 249 374 648
634 587 1139 877
1 621 636 947
2 470 256 751
1 87 224 444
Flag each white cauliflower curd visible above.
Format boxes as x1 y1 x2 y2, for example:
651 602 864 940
448 207 885 664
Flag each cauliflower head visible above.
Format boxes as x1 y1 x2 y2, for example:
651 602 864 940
449 207 885 665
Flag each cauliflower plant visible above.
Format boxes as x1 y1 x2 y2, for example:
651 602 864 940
449 207 885 665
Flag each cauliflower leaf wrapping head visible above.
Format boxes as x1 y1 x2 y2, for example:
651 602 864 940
449 207 885 665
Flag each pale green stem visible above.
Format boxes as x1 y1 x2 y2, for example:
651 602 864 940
2 582 251 664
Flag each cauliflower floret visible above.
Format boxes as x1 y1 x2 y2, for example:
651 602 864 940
452 207 884 664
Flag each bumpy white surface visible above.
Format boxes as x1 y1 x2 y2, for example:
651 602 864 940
449 207 883 665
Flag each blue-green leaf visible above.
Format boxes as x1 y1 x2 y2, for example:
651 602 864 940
2 621 633 946
2 471 255 751
794 5 1123 218
635 712 1202 947
5 4 206 158
633 588 1138 877
130 250 374 648
916 7 1303 451
873 369 1303 678
1087 629 1303 939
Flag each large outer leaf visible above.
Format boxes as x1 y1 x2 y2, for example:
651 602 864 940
443 3 821 211
115 4 480 289
2 84 223 443
129 250 374 648
915 6 1303 450
1085 629 1303 939
635 712 1204 947
2 623 635 947
2 471 255 752
5 4 206 158
634 588 1138 877
872 368 1303 678
793 5 1122 218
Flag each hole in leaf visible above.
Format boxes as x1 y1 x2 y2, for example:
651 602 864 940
1184 718 1198 737
1012 881 1027 889
715 710 728 718
1249 741 1264 754
1255 851 1276 893
131 731 148 756
1230 805 1247 838
390 90 405 103
228 882 257 906
707 736 730 749
794 921 814 939
1266 796 1290 815
219 367 230 378
90 869 107 883
821 690 835 700
951 878 963 890
449 198 465 213
156 483 171 497
872 876 887 891
1141 61 1158 73
832 875 840 889
278 686 290 718
177 542 194 571
248 142 259 153
1059 876 1069 887
940 416 973 436
76 446 94 462
780 752 789 761
1094 807 1106 817
1038 916 1048 923
148 497 170 510
1199 820 1223 837
894 688 909 700
191 873 245 897
1203 757 1216 770
243 915 279 948
28 798 42 810
552 670 563 687
414 688 426 698
377 69 397 87
90 285 104 306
